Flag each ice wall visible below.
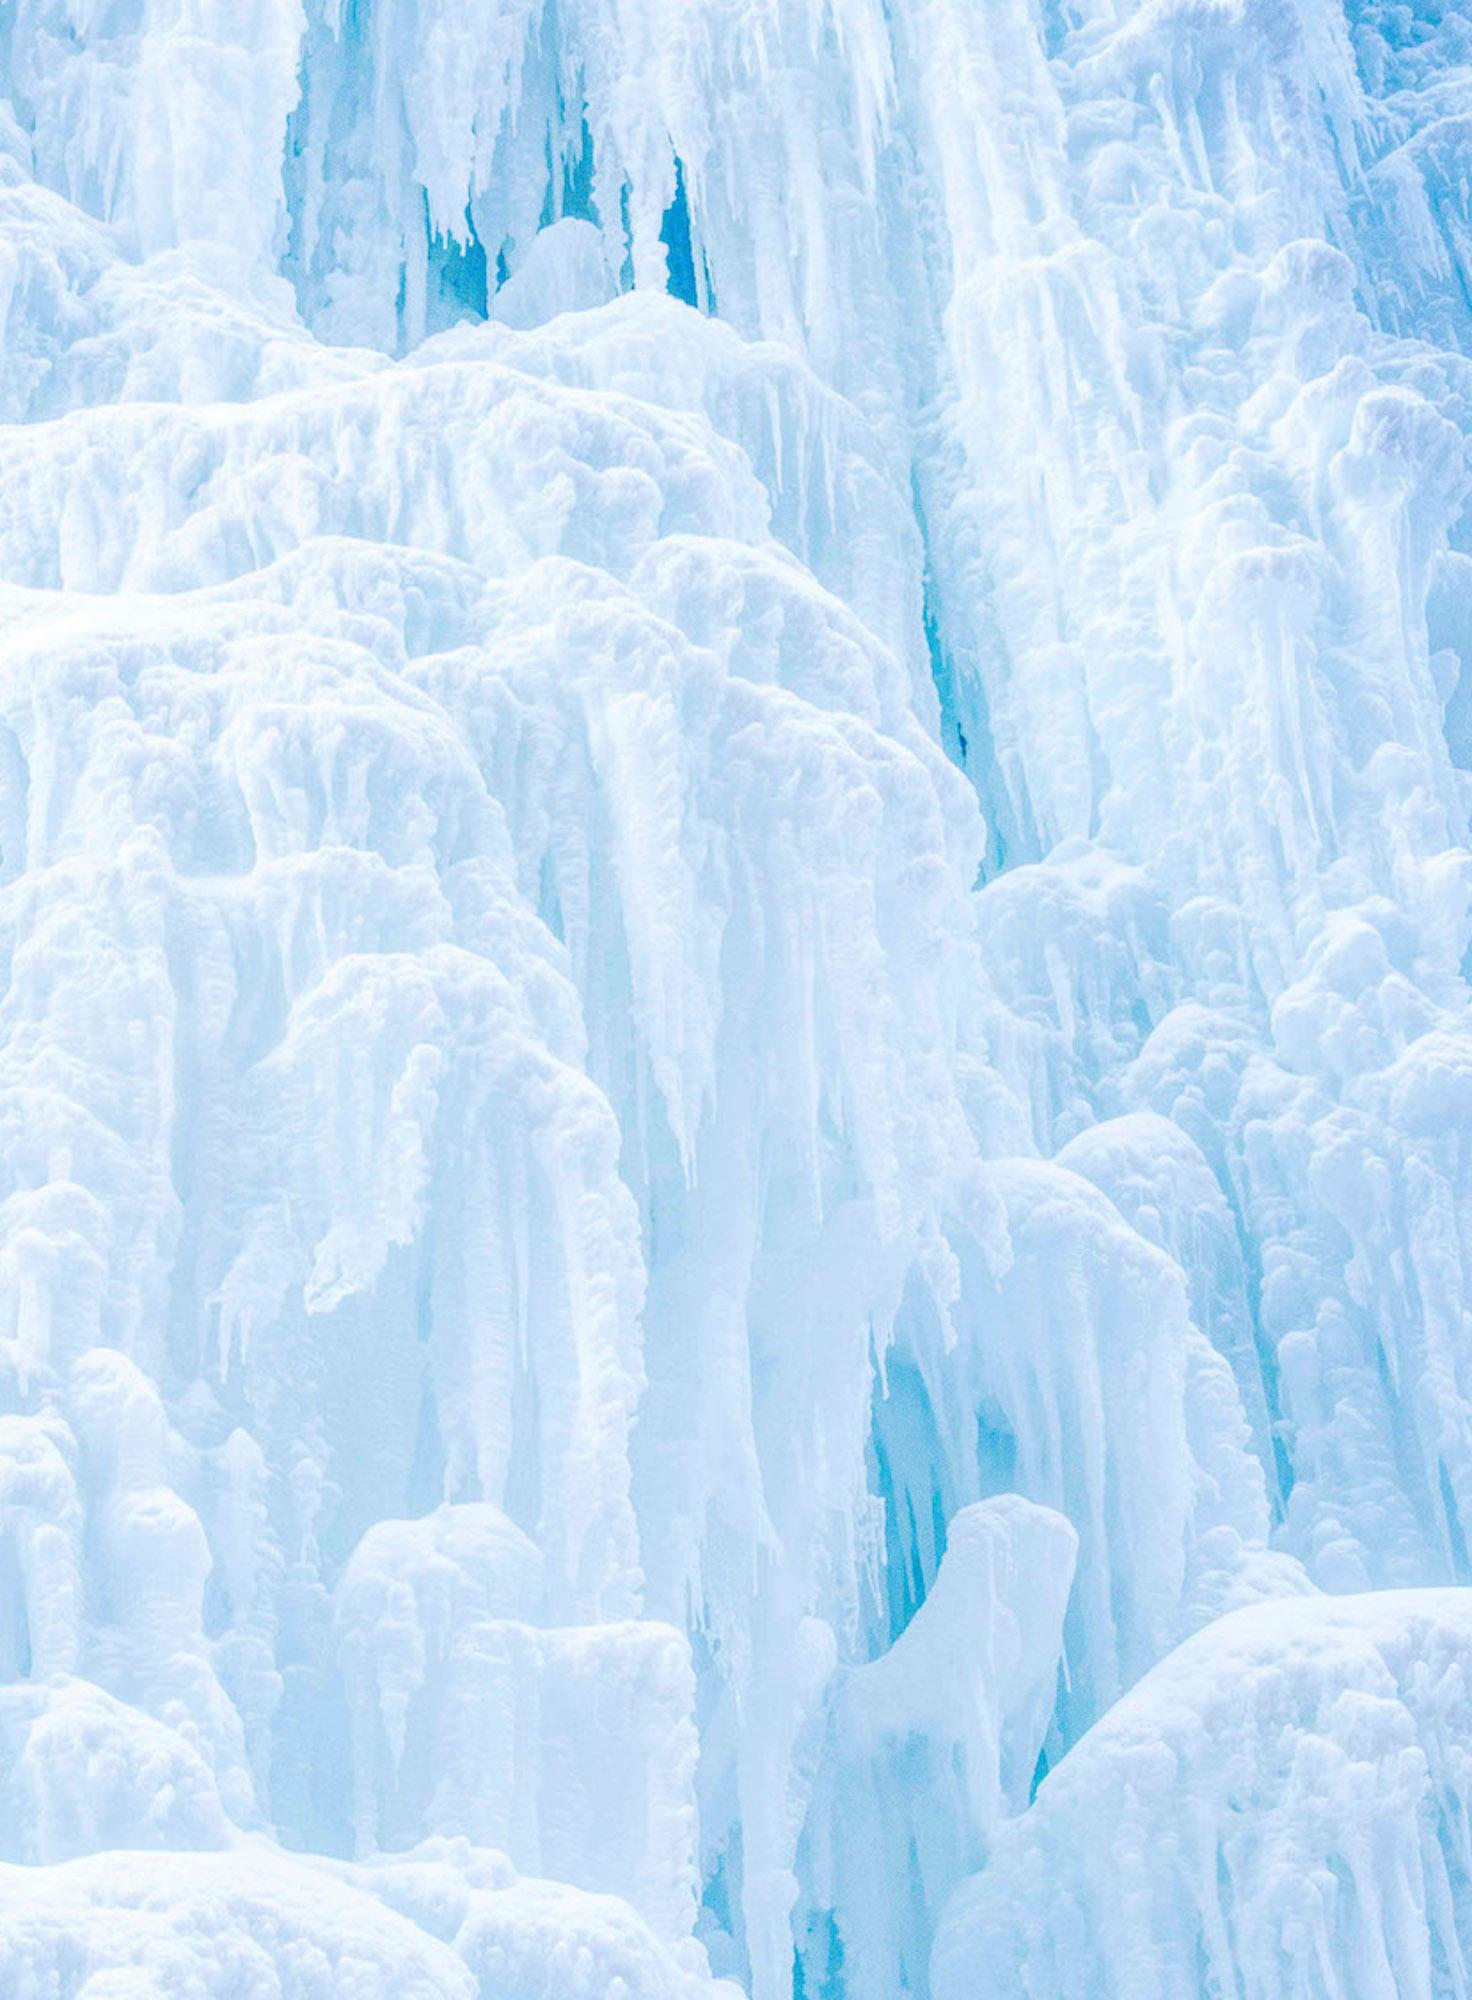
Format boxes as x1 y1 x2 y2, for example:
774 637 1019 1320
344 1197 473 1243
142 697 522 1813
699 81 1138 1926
0 0 1469 1994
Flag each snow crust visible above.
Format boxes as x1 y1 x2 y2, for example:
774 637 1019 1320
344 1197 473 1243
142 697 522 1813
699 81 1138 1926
0 0 1470 1992
933 1589 1472 2000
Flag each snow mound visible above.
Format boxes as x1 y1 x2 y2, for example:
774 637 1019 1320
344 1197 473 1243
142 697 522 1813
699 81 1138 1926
934 1589 1472 2000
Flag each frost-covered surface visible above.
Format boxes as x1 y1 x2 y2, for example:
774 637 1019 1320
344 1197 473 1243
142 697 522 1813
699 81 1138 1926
0 0 1470 1994
933 1590 1472 2000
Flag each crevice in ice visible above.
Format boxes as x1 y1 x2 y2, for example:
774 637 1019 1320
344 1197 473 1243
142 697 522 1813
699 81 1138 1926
1437 1458 1470 1578
698 1833 744 1984
558 114 600 225
910 478 1034 881
661 159 706 313
864 1353 950 1647
423 198 489 333
791 1905 844 2000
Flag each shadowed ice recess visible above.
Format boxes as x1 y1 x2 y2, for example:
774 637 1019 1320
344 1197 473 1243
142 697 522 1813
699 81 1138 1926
0 0 1471 1993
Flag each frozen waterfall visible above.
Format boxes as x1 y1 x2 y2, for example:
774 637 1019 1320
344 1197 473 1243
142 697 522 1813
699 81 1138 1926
0 0 1470 1992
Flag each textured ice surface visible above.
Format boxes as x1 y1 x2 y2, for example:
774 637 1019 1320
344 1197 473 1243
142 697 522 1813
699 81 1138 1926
933 1590 1472 2000
0 0 1470 1994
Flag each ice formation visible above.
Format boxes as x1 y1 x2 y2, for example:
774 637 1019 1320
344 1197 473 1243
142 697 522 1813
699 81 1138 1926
0 0 1470 1993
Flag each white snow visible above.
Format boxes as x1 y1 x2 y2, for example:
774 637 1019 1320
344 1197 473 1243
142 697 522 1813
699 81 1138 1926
933 1589 1472 2000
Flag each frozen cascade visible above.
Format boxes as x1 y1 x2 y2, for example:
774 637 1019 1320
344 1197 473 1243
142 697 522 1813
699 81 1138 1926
0 0 1469 1994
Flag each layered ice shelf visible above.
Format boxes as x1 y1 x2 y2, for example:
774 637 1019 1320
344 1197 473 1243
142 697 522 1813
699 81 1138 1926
0 0 1471 1994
